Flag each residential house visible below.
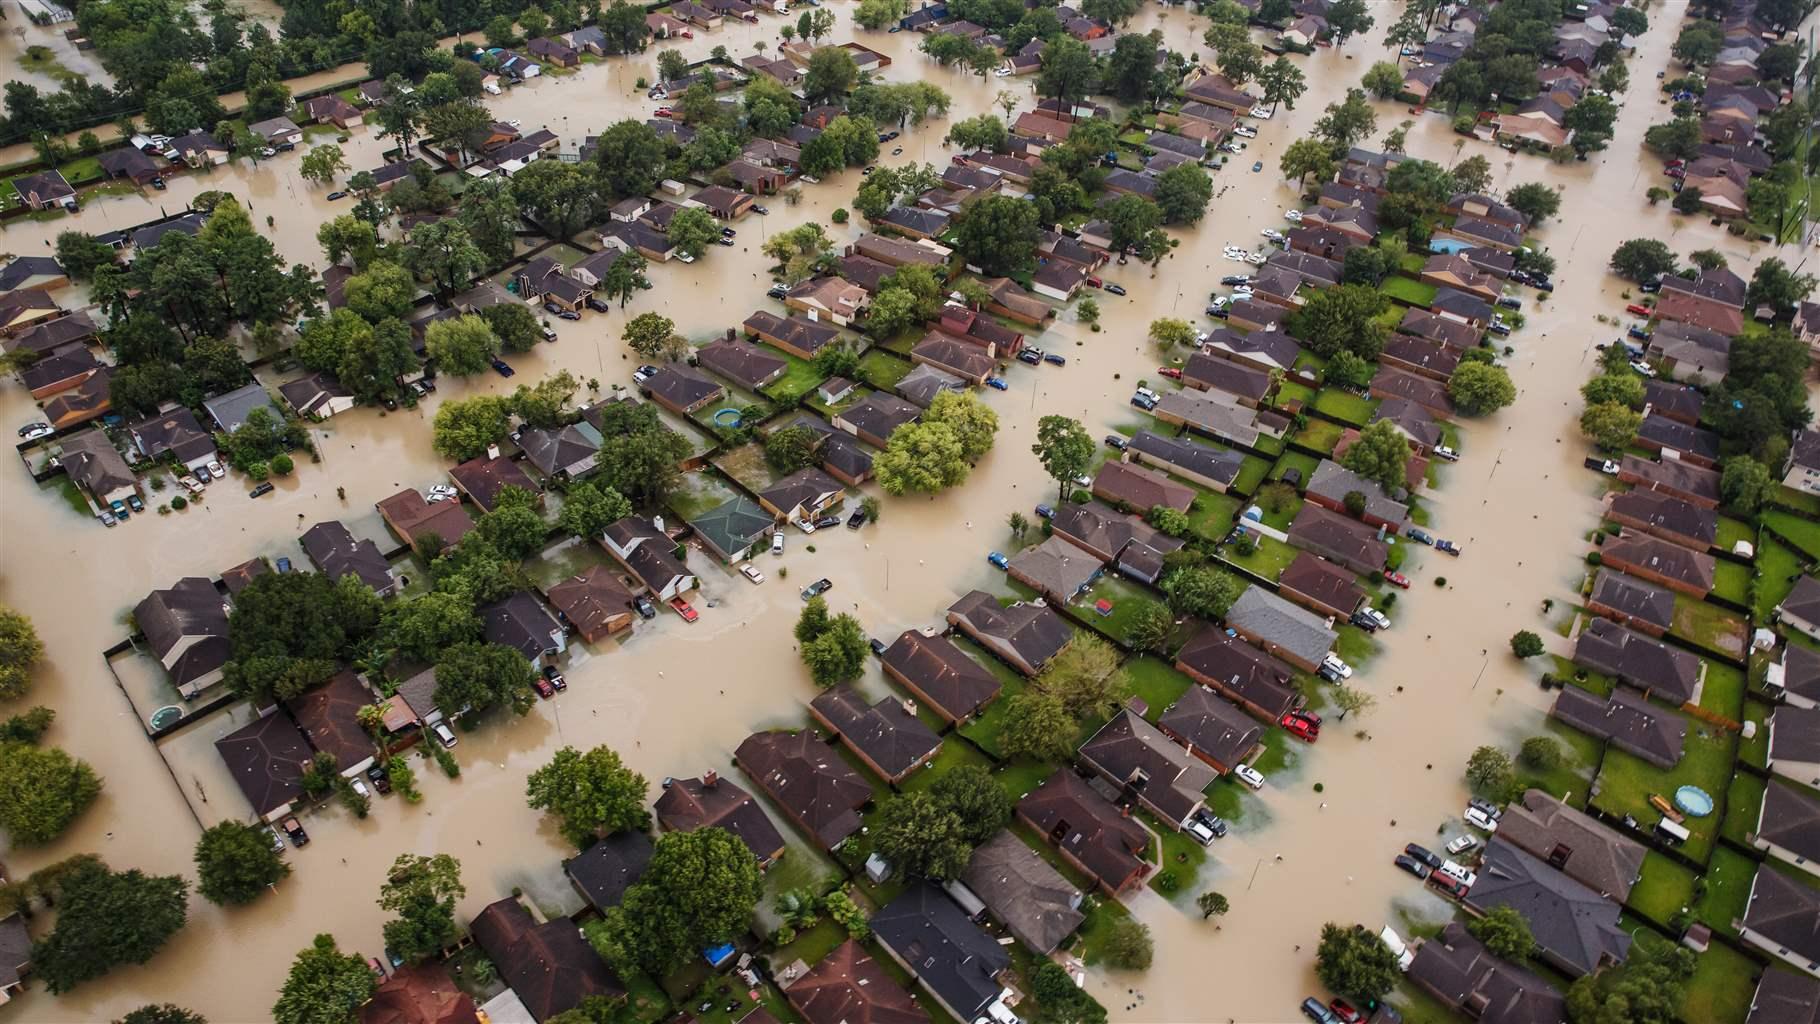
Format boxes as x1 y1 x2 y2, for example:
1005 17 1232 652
1407 922 1567 1024
1183 353 1271 407
1617 454 1721 509
2 310 96 354
216 710 312 820
1157 684 1263 775
1756 781 1820 882
1645 380 1703 427
358 961 480 1024
248 116 303 146
641 364 725 416
654 771 786 865
1007 535 1103 605
1091 460 1195 514
1550 686 1686 769
1647 321 1731 387
834 392 920 448
1497 789 1647 903
303 94 364 129
871 883 1013 1024
289 670 378 776
60 428 137 506
744 310 840 360
1015 770 1151 896
1183 72 1257 113
688 496 775 564
1598 531 1714 597
527 36 580 66
809 685 942 785
1586 568 1675 637
97 147 162 186
482 591 566 661
1203 328 1303 375
300 521 395 596
11 170 73 210
758 467 845 523
1049 500 1184 569
1306 460 1408 530
1444 215 1523 252
1466 839 1630 977
1421 253 1500 302
1286 504 1389 576
19 343 101 401
849 234 952 272
785 939 928 1024
1780 576 1820 642
693 184 755 219
1372 398 1444 453
1278 552 1366 620
981 277 1054 326
377 488 475 555
1656 268 1747 336
1739 868 1820 978
519 421 604 480
1078 708 1216 830
837 254 895 294
1123 430 1244 493
449 450 541 512
1571 616 1702 706
880 206 950 240
599 221 675 262
1784 429 1820 496
929 307 1023 357
567 248 622 288
470 897 623 1020
1768 642 1820 710
786 276 869 326
601 516 697 601
879 630 1002 725
1636 414 1721 469
896 363 967 408
945 590 1072 677
279 371 356 420
1746 971 1820 1024
1605 490 1716 551
1032 260 1089 302
39 365 111 430
1152 389 1269 450
958 831 1084 955
134 578 229 697
545 567 636 642
171 131 230 168
1173 626 1301 724
1770 705 1820 789
1224 586 1338 673
0 289 62 338
1400 308 1482 349
203 382 282 433
735 730 872 850
128 407 216 472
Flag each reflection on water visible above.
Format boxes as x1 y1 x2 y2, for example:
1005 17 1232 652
0 4 1807 1019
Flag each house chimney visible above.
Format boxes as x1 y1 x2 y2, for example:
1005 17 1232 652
652 514 666 534
703 769 719 788
486 443 501 460
902 698 917 717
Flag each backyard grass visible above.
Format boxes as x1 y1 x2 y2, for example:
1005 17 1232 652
855 349 913 393
1312 388 1379 427
1332 624 1379 670
1074 574 1168 649
1292 417 1345 454
1670 595 1748 660
1692 846 1760 937
760 353 826 405
1712 559 1752 605
1122 656 1193 721
1186 491 1242 542
1552 654 1617 698
1764 509 1820 559
710 442 779 495
1739 697 1772 769
1716 515 1757 554
1219 534 1300 583
1271 450 1320 484
953 639 1036 760
804 385 870 420
1232 455 1272 496
1720 770 1766 845
1681 940 1759 1024
1275 379 1317 408
1391 978 1466 1024
1773 485 1820 516
1589 715 1736 864
1510 716 1604 809
1697 659 1746 722
1753 538 1806 624
1381 276 1439 307
1627 852 1697 926
900 738 995 796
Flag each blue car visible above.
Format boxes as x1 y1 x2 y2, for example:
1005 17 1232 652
1405 527 1435 545
491 359 515 377
988 551 1009 569
985 376 1008 391
1034 504 1055 520
1252 161 1263 172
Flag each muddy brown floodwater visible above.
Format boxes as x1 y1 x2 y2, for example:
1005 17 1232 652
0 3 1807 1020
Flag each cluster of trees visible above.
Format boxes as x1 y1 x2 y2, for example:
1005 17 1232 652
875 391 1001 496
31 857 190 993
795 595 871 687
1340 420 1414 492
0 703 101 848
526 744 650 847
996 635 1134 762
588 827 764 974
1580 344 1647 452
871 764 1012 880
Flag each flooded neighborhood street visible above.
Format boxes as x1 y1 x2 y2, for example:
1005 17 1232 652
0 2 1806 1019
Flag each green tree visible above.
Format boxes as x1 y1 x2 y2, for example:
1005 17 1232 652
0 606 44 702
381 592 482 665
1315 923 1400 1004
55 231 117 281
117 1006 207 1024
623 313 683 362
1038 634 1128 720
1124 601 1177 655
1509 630 1544 659
876 421 971 496
272 934 375 1024
952 193 1040 277
1031 960 1108 1024
1580 401 1643 453
1519 736 1562 771
378 853 466 963
1564 936 1694 1024
300 144 348 187
804 46 859 104
591 827 763 973
1465 745 1514 798
766 426 822 475
482 303 545 356
1280 137 1339 185
194 821 290 905
512 161 600 240
459 177 522 269
31 861 189 994
431 395 515 460
1288 284 1388 359
801 614 870 687
557 481 633 540
1467 905 1537 961
434 642 537 718
1258 56 1307 111
927 764 1012 844
425 314 501 376
0 740 102 845
997 690 1076 762
1448 362 1516 416
1032 415 1094 500
527 745 651 848
1581 373 1644 409
1361 61 1404 99
343 261 416 322
317 215 379 270
1339 420 1412 492
1609 239 1678 282
1720 455 1774 514
1505 182 1561 225
924 390 1000 462
1036 37 1100 114
1148 317 1197 352
510 371 580 429
1314 88 1377 148
667 207 720 260
873 792 971 880
1197 891 1230 920
402 219 486 295
475 488 550 561
593 400 692 504
1154 163 1213 226
1162 565 1247 618
1748 257 1817 320
1672 20 1723 65
1102 918 1154 969
1644 117 1703 161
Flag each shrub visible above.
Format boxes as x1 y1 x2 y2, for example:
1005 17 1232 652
1509 630 1544 659
832 208 849 224
171 495 188 510
270 453 295 475
1519 736 1562 771
246 461 270 481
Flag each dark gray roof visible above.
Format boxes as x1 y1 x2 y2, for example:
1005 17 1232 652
1744 868 1820 968
897 363 967 408
1308 460 1408 523
1225 587 1337 666
1748 967 1820 1024
1600 532 1714 594
519 421 603 478
1008 534 1103 602
128 407 216 465
203 382 281 433
563 830 653 911
0 913 27 990
1778 643 1820 705
958 831 1084 954
1620 454 1721 504
1571 616 1700 704
1496 789 1647 903
695 339 786 391
1407 921 1567 1024
1637 414 1721 462
1588 569 1675 632
1126 430 1244 488
1467 839 1631 976
215 710 311 817
1158 684 1263 768
837 391 921 442
1204 327 1303 370
1760 781 1820 866
946 591 1072 674
880 630 1001 722
299 521 393 595
1372 398 1443 449
1606 490 1716 546
132 577 229 686
1779 576 1820 627
810 685 941 779
872 882 1011 1020
1078 709 1216 824
1551 687 1686 769
481 591 562 660
1772 704 1820 767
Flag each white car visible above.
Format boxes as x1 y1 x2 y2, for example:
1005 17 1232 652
676 252 697 264
1231 288 1254 300
180 477 205 495
1464 806 1500 832
1445 835 1481 856
739 563 765 584
426 483 458 502
206 460 226 478
1209 296 1231 310
1319 653 1352 681
994 66 1012 76
1379 926 1415 972
1245 252 1267 265
1261 228 1285 242
1357 606 1390 631
1186 817 1217 846
1250 106 1273 119
1433 445 1460 462
1629 359 1656 378
352 778 372 799
18 423 53 442
1233 763 1265 789
1439 860 1477 887
795 517 818 535
771 533 785 556
1234 126 1257 139
1284 209 1304 222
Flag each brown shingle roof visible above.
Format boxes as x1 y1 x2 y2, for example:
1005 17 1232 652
735 730 872 849
880 630 1002 722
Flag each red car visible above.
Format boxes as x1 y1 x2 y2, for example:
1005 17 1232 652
1280 714 1319 742
1428 872 1469 899
1329 1000 1365 1024
654 107 675 118
1664 158 1685 169
1384 571 1411 589
1157 367 1183 380
1625 303 1652 317
532 675 556 699
671 597 699 622
1664 166 1685 179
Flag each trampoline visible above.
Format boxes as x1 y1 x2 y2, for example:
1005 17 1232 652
1674 785 1715 817
713 408 743 428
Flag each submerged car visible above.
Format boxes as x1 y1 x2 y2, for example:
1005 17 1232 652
801 578 833 600
988 551 1010 569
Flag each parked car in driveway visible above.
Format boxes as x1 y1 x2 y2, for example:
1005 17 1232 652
988 551 1009 569
1384 571 1411 589
1233 763 1265 789
985 376 1008 390
533 674 556 698
1464 805 1499 831
1405 526 1433 545
1301 998 1340 1024
1105 434 1128 451
1446 834 1481 856
847 507 866 529
282 816 309 846
670 598 698 622
739 563 765 584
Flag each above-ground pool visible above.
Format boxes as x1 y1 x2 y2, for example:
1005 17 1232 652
149 705 183 731
713 408 743 428
1675 785 1715 817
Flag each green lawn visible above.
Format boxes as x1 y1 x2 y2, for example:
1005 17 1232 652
1144 808 1209 899
1692 846 1760 936
1271 450 1320 484
1123 656 1194 721
1589 713 1736 864
1697 659 1746 722
1627 852 1697 926
1670 595 1748 660
954 639 1037 759
1510 716 1604 809
856 349 913 393
900 738 995 795
1716 515 1757 554
1186 491 1243 542
1682 941 1760 1024
1312 389 1378 426
1773 485 1820 516
1765 509 1820 559
1754 538 1806 624
1552 654 1617 698
1332 624 1379 671
1275 379 1317 408
1739 697 1772 769
1391 979 1468 1024
1232 455 1272 496
1292 418 1345 454
1219 534 1300 583
1720 770 1766 845
1075 574 1168 649
1712 559 1752 605
760 353 827 405
1381 276 1439 307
